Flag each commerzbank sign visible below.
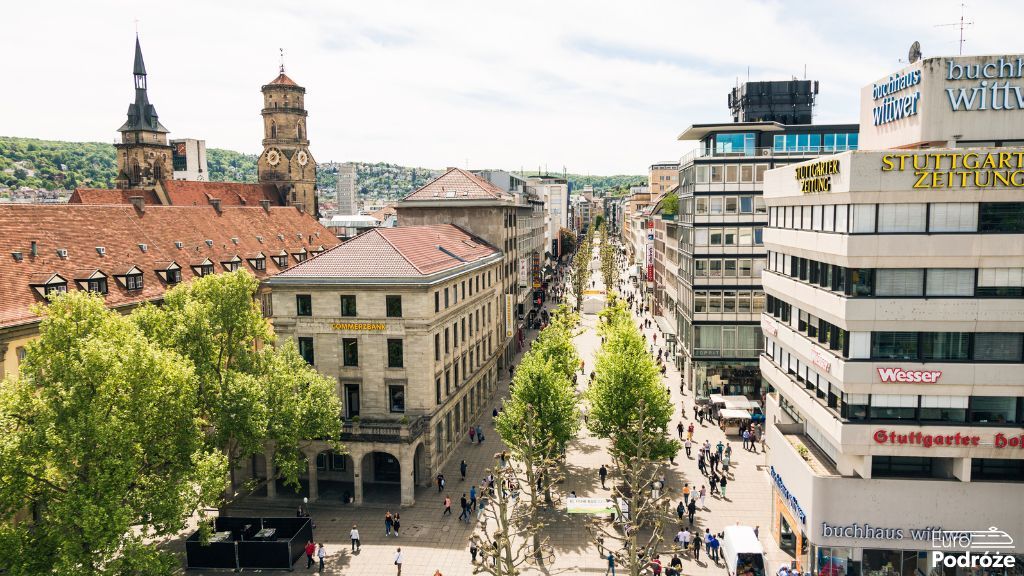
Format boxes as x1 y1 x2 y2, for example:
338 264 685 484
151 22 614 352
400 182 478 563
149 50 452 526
881 151 1024 189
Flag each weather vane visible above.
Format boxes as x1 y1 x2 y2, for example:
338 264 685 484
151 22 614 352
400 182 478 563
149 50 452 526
279 48 285 74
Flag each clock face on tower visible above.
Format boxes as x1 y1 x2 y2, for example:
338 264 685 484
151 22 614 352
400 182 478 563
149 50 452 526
266 149 281 166
296 150 309 166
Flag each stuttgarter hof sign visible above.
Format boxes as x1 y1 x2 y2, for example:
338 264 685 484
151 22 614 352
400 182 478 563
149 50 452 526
882 150 1024 188
795 159 840 194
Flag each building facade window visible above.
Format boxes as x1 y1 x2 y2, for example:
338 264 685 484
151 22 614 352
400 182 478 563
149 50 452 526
298 336 314 365
340 295 357 316
388 384 406 413
296 294 312 316
342 338 358 366
386 295 402 318
387 339 404 368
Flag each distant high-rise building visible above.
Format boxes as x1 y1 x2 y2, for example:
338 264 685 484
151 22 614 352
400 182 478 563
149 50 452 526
728 80 818 124
336 162 357 215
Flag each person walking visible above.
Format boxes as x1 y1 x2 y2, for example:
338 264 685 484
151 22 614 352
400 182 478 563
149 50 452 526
676 422 684 440
716 440 724 457
317 542 326 572
470 485 478 513
709 474 719 496
394 548 403 576
460 459 468 481
443 495 452 516
599 464 608 489
687 423 694 440
684 438 692 458
676 500 685 521
742 428 750 451
304 540 316 569
476 424 484 444
606 552 616 576
437 473 445 492
459 494 469 522
709 534 721 563
699 485 707 508
681 528 692 554
720 475 728 498
682 483 691 505
350 525 361 552
393 513 401 536
470 537 480 563
469 426 476 444
687 498 697 526
691 534 702 561
385 510 394 536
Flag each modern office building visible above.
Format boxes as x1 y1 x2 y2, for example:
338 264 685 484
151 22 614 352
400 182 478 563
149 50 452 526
675 99 858 397
263 225 504 506
336 162 358 215
762 54 1024 575
526 175 569 260
650 161 680 195
170 138 208 181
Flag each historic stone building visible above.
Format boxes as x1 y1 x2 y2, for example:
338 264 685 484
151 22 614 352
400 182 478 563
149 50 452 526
110 37 319 216
114 37 173 190
257 66 318 217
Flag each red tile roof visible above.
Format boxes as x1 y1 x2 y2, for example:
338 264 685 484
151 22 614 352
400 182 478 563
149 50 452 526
0 204 336 330
159 180 281 207
71 181 282 208
401 168 513 202
267 73 299 87
370 205 396 221
69 188 161 205
274 224 498 280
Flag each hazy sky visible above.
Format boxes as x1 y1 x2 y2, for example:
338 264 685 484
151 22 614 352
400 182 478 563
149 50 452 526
1 1 1017 174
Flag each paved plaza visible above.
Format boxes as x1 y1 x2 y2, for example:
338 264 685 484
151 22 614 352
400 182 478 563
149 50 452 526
180 246 793 575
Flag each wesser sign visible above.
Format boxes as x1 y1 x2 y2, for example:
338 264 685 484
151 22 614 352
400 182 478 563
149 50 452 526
877 367 942 383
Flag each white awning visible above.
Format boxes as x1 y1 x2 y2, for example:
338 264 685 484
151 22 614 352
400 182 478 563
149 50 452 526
718 409 752 420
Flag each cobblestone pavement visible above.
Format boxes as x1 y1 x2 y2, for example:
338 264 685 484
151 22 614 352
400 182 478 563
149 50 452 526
180 245 793 575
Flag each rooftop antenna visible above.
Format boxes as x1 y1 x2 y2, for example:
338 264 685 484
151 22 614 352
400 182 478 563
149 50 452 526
279 47 285 73
134 18 139 34
803 64 807 79
908 41 923 64
935 3 974 55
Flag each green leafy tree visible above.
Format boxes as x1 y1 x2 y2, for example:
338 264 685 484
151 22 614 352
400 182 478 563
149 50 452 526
0 292 227 575
132 271 342 492
585 300 679 576
599 224 616 297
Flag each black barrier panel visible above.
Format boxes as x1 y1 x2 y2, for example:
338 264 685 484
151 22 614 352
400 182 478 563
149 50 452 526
238 541 292 569
186 517 313 571
184 540 237 570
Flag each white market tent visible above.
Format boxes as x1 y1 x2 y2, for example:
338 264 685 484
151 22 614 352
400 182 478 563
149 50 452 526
582 295 605 315
718 408 753 421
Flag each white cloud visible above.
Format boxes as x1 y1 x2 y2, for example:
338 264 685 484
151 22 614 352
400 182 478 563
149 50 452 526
0 0 1019 174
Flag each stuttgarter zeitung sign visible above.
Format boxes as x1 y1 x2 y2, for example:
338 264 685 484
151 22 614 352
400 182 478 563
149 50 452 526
881 150 1024 188
794 159 840 194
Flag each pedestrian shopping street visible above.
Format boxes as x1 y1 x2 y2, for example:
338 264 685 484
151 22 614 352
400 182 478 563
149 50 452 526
184 238 792 575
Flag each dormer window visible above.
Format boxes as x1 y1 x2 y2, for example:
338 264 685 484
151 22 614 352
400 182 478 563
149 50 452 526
74 270 109 295
310 245 326 256
155 262 182 285
192 258 215 277
271 251 289 268
292 248 308 263
222 255 242 272
247 253 267 271
115 266 145 291
30 273 68 298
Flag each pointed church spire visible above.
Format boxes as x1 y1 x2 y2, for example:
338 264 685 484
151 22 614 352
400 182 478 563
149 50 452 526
118 35 168 134
133 35 147 76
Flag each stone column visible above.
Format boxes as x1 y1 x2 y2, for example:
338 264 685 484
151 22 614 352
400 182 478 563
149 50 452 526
306 452 319 503
265 445 277 499
400 449 416 507
353 453 364 505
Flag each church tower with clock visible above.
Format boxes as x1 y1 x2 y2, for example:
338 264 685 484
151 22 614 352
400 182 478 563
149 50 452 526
258 63 318 216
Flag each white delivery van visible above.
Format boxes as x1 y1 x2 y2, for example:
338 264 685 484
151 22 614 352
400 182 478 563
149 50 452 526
721 525 766 576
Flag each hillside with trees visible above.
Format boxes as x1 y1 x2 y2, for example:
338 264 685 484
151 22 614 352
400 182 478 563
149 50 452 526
0 137 644 200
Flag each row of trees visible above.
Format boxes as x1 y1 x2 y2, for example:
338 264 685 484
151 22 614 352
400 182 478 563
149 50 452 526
477 305 582 575
0 272 343 575
571 228 594 312
586 300 679 575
